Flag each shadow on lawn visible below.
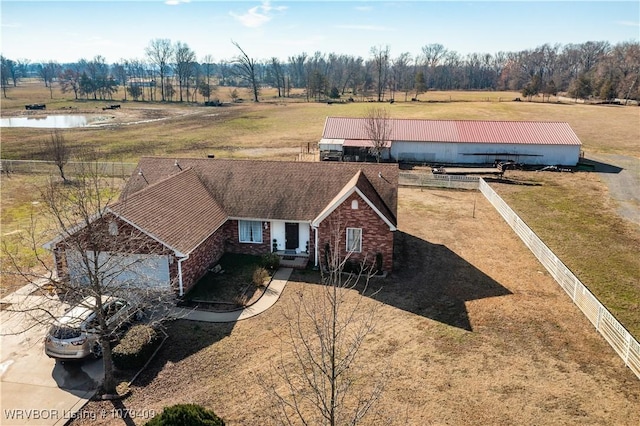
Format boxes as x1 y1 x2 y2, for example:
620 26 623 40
294 231 511 332
132 320 234 387
381 231 512 331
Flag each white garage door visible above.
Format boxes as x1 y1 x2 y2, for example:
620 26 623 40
66 250 170 289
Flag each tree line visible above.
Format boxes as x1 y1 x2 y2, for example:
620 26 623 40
1 39 639 102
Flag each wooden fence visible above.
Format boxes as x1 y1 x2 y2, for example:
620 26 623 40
399 172 479 190
478 178 640 380
1 159 137 177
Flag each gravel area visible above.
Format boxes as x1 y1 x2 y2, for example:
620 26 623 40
586 152 640 227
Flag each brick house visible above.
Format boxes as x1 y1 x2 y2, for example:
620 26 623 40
49 158 398 296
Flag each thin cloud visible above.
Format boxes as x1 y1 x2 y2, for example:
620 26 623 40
1 22 22 28
334 24 393 32
354 6 372 12
230 1 287 28
165 0 190 5
615 20 640 27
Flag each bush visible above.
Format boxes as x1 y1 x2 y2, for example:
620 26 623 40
145 404 224 426
260 253 280 271
342 260 362 274
112 324 161 370
252 266 270 287
375 252 384 274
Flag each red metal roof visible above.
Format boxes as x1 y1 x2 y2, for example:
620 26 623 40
343 139 391 148
322 117 582 146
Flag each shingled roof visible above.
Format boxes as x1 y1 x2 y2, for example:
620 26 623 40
109 168 227 255
322 117 582 146
118 158 398 251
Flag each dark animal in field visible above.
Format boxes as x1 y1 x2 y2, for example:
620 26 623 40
25 104 46 110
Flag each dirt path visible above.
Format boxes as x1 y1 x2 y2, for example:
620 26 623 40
586 152 640 227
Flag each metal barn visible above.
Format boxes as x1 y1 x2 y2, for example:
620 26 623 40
320 117 582 166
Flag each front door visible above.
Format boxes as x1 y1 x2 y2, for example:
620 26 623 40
285 223 299 250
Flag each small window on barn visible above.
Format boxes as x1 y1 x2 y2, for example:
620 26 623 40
346 228 362 253
108 221 118 236
239 220 263 243
351 199 358 209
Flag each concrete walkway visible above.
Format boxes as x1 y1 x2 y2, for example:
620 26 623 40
170 267 292 323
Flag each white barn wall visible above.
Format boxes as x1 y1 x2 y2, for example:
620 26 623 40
391 141 580 165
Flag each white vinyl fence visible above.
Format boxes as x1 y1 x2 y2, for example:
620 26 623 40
1 159 137 177
479 178 640 380
399 172 479 190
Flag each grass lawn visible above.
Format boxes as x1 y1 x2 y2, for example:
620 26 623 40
491 171 640 337
69 188 640 426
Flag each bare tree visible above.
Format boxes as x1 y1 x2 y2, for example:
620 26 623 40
58 67 82 100
269 57 285 97
0 56 11 98
370 45 390 101
44 130 70 182
1 159 177 396
146 38 174 102
261 219 385 426
113 60 129 101
201 54 216 102
364 107 391 163
231 40 260 102
38 61 60 99
174 41 197 102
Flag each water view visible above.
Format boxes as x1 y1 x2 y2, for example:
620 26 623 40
0 115 90 128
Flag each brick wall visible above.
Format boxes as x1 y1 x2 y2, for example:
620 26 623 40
179 225 228 294
318 192 394 272
223 219 271 256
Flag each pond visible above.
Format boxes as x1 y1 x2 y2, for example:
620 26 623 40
0 115 92 128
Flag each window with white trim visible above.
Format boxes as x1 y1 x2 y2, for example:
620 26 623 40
346 228 362 253
238 220 263 243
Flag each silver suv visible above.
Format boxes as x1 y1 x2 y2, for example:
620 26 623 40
44 295 141 359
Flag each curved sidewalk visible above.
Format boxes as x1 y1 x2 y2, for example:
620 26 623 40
170 267 292 323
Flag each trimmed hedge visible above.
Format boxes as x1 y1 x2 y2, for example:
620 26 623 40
112 324 161 370
145 404 224 426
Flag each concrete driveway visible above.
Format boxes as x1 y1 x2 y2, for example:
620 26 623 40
1 283 103 426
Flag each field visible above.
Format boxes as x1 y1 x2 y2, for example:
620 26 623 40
1 81 638 162
70 188 640 425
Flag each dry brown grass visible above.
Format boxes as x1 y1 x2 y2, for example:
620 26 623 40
2 83 638 161
491 171 640 336
69 188 640 425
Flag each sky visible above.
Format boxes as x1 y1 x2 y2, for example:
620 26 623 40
1 1 639 64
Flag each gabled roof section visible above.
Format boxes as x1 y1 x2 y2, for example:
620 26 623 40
110 168 227 255
322 117 582 146
122 158 398 223
312 170 397 230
